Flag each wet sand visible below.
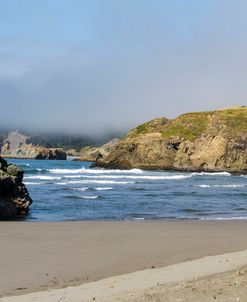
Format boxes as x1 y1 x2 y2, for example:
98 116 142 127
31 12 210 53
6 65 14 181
1 220 247 298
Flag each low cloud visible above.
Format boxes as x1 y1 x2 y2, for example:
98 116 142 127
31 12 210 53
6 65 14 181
0 1 246 134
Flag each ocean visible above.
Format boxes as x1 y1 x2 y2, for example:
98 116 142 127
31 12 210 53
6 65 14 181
9 159 247 221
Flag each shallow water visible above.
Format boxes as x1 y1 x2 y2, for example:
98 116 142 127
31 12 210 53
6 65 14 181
8 159 247 221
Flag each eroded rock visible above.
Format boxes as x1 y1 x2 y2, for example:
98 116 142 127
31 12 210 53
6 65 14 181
0 157 32 219
96 107 247 173
1 131 67 160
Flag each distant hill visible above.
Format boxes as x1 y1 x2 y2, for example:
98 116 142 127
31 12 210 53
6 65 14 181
0 129 9 148
0 131 67 160
0 130 122 151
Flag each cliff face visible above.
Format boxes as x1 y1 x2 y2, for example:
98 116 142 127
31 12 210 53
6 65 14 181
71 138 120 162
0 157 32 219
96 107 247 173
1 131 67 160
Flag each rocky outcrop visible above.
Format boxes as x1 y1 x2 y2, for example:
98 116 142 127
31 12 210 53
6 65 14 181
1 131 67 160
0 157 32 219
96 107 247 173
34 148 67 160
71 138 119 162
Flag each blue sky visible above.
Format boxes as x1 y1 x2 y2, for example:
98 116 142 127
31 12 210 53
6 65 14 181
0 0 246 133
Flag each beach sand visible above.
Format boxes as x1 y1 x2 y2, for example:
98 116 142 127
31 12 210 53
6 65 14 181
1 220 247 301
2 250 247 302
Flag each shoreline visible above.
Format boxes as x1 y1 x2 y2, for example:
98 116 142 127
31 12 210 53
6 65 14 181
2 156 247 174
13 217 247 223
1 220 247 298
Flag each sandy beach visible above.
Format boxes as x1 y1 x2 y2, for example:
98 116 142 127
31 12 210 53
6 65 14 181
1 220 247 301
1 249 247 302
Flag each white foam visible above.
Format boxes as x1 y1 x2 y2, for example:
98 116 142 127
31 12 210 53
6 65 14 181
73 187 89 192
96 168 143 174
219 184 243 188
24 182 42 185
192 172 231 176
79 195 100 200
48 169 86 174
94 187 113 191
201 216 247 221
48 168 85 174
48 167 144 174
24 176 62 180
74 175 191 180
197 184 245 188
132 217 145 220
68 180 135 185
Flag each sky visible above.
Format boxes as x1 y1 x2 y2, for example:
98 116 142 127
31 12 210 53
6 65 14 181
0 0 247 134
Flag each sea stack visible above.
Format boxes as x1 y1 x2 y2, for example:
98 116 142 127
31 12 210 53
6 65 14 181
96 107 247 173
0 156 32 219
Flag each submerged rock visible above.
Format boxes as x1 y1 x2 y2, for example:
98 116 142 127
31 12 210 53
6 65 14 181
0 157 32 219
1 131 67 160
96 107 247 173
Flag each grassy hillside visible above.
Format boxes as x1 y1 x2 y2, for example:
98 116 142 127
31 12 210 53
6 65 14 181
127 106 247 141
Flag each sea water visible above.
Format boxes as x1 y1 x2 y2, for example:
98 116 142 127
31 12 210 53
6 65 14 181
8 159 247 221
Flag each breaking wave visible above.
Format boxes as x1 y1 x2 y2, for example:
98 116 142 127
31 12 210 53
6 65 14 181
94 187 113 191
77 175 191 180
48 167 143 174
24 175 62 180
197 184 246 188
64 195 101 200
191 172 231 176
67 180 135 185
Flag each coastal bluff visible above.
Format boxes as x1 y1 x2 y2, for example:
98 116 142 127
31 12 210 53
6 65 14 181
71 138 119 162
1 131 67 160
96 107 247 173
0 157 32 219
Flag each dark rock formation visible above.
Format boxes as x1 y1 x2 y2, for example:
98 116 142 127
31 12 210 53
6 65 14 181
1 131 67 160
0 157 32 219
35 148 67 160
96 107 247 173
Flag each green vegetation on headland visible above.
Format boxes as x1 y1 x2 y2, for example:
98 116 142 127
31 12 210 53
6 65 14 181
128 106 247 141
96 106 247 173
